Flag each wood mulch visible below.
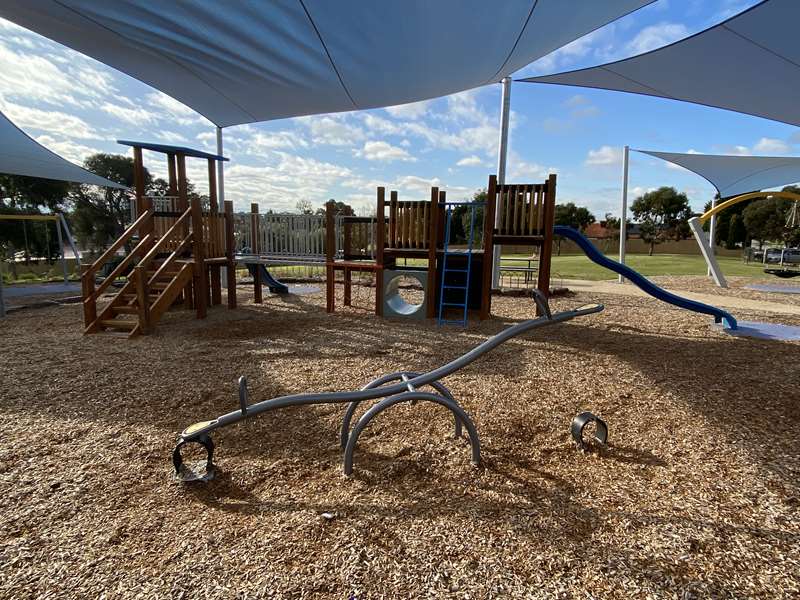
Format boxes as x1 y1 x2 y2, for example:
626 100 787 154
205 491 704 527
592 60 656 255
1 282 798 598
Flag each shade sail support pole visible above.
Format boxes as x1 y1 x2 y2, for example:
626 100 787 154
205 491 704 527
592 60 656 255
492 76 511 290
707 196 717 277
216 126 225 203
618 145 629 284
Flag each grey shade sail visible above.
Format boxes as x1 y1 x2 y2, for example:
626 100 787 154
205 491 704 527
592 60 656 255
637 149 800 198
0 110 126 188
520 0 800 127
0 0 653 127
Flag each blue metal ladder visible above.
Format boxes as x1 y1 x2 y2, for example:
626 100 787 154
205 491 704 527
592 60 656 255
437 202 478 327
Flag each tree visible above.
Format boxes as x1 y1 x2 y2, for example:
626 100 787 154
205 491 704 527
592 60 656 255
69 154 149 252
742 196 790 247
630 186 692 255
296 199 314 215
316 199 354 217
553 202 595 254
726 213 747 249
0 175 71 268
702 193 753 248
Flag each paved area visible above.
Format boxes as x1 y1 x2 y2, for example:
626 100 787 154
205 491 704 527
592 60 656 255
2 282 81 298
563 278 800 316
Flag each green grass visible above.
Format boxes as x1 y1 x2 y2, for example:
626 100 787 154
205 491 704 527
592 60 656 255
538 253 765 280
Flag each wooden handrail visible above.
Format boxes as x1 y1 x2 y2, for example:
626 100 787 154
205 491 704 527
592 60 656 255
148 232 193 287
138 207 192 272
89 233 153 301
83 208 154 278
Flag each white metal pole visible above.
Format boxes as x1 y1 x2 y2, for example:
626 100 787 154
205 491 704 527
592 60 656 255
58 213 80 271
492 76 512 289
216 125 228 287
618 145 630 283
55 217 68 284
216 126 225 203
707 196 718 277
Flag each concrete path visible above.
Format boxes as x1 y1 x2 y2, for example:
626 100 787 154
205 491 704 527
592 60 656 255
562 279 800 316
3 282 81 298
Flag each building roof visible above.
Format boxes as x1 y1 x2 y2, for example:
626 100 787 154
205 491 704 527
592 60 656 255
520 1 800 127
0 0 652 127
0 110 127 188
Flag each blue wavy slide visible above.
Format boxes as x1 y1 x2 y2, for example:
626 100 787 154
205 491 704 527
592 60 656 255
245 264 289 294
554 226 737 330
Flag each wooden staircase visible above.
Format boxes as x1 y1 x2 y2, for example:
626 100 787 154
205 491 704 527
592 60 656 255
80 195 236 338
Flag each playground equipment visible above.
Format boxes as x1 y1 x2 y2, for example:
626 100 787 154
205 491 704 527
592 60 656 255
0 213 80 318
571 411 608 450
554 226 737 329
245 263 289 295
80 141 236 337
172 290 604 481
382 269 428 318
323 174 557 324
689 190 800 287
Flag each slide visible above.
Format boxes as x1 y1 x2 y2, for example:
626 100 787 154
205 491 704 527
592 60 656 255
554 226 737 330
246 264 289 294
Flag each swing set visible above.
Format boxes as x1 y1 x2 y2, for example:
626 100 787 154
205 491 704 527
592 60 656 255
0 213 80 317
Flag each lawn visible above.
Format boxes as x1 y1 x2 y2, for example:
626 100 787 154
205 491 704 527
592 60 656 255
541 253 765 280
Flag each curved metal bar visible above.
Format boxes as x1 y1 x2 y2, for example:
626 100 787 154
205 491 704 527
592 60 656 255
342 391 481 476
340 372 461 448
178 301 604 442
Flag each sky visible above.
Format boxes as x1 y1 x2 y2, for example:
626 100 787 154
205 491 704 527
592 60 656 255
2 0 792 219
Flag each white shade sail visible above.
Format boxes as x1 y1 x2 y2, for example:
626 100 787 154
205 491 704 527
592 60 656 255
0 110 126 188
520 0 800 127
0 0 653 127
637 149 800 198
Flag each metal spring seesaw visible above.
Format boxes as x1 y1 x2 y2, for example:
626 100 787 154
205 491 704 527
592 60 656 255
172 291 607 482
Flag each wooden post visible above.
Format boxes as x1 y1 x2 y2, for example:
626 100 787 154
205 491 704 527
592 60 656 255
224 200 237 309
389 191 398 248
480 175 497 319
134 265 150 333
167 154 178 196
81 263 96 327
250 202 262 304
325 200 336 313
133 147 145 217
344 267 352 306
190 195 207 319
426 186 439 319
537 174 557 299
375 187 385 316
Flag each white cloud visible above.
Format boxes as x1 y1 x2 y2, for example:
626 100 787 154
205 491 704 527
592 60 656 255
1 101 101 140
585 145 623 166
626 23 689 54
456 155 484 167
356 140 416 162
35 135 103 165
385 100 430 120
753 137 791 154
100 102 158 126
155 130 190 144
307 116 365 146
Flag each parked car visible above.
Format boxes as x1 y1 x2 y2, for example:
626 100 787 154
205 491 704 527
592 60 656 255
764 247 800 264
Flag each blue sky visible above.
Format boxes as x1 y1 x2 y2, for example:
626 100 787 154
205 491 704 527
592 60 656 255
3 0 792 219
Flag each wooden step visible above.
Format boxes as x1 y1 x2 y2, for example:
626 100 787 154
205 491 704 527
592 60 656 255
100 319 137 330
112 305 139 315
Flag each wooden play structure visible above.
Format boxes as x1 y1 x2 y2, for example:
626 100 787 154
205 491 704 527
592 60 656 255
324 173 557 323
80 141 236 337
